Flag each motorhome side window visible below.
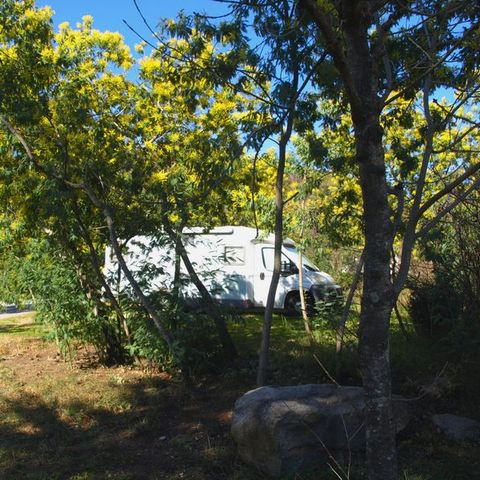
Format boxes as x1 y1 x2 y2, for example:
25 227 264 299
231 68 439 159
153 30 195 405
261 247 294 272
222 246 245 265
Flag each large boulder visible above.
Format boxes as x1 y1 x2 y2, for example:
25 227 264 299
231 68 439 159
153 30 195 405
432 414 480 442
231 384 410 477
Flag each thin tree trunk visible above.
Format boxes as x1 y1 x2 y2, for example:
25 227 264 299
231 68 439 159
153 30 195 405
256 130 290 386
58 228 127 364
298 250 313 336
80 186 176 355
163 220 237 361
298 196 313 337
172 236 182 304
394 301 410 340
256 210 282 386
179 241 238 361
170 236 182 331
104 212 174 350
256 40 300 386
335 249 364 368
74 260 125 364
71 200 131 342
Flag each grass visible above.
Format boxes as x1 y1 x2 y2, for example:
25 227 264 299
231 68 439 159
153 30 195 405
1 311 480 479
228 312 360 385
0 313 276 480
0 311 46 336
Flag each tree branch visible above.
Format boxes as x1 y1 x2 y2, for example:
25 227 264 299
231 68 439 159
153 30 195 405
417 161 480 219
416 176 480 239
299 0 360 111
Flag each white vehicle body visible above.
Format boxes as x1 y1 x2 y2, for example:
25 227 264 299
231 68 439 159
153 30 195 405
104 226 342 313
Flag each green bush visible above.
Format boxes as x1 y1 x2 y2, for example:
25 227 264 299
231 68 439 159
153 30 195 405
1 237 125 363
118 289 232 374
410 198 480 338
408 276 463 337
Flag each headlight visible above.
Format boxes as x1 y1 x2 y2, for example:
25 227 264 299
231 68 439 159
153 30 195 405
310 284 343 303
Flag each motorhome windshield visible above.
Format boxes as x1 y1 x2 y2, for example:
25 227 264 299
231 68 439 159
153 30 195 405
284 247 320 272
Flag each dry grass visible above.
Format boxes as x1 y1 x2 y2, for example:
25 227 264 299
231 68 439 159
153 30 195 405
0 313 249 480
1 312 480 480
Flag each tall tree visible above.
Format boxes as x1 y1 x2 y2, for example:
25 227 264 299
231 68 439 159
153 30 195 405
185 0 480 476
296 1 480 478
0 1 247 366
166 0 327 384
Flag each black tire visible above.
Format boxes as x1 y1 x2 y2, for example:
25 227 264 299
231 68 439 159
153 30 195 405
284 291 315 317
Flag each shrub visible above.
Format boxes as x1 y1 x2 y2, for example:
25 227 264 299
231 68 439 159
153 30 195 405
407 276 463 337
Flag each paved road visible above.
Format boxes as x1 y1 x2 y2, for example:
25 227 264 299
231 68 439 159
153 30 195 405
0 311 35 321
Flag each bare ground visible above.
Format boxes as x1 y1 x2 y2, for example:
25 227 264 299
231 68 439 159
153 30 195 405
0 313 257 480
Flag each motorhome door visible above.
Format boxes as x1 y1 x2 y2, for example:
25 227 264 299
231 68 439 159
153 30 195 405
253 245 298 308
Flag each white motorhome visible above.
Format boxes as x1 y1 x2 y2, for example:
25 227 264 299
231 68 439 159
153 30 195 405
105 226 343 314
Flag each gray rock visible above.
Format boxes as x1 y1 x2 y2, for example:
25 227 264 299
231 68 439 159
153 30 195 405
231 384 410 477
432 414 480 442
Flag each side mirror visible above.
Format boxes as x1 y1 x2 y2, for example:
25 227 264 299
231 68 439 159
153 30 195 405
281 261 298 276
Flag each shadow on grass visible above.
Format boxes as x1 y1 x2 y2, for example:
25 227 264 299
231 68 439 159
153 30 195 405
0 322 38 335
0 378 242 480
0 313 363 480
0 313 41 337
229 314 361 387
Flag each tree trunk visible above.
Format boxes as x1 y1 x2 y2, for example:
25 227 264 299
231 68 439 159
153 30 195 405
298 196 313 337
256 131 288 386
327 1 398 475
74 260 126 365
163 221 237 361
71 200 132 343
256 206 282 385
172 236 182 305
335 249 364 377
256 132 293 385
298 250 313 336
256 44 299 385
355 115 397 480
179 242 238 361
170 236 182 331
88 196 176 355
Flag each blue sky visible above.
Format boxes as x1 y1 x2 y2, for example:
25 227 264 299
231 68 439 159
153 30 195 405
37 0 227 49
34 1 454 104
